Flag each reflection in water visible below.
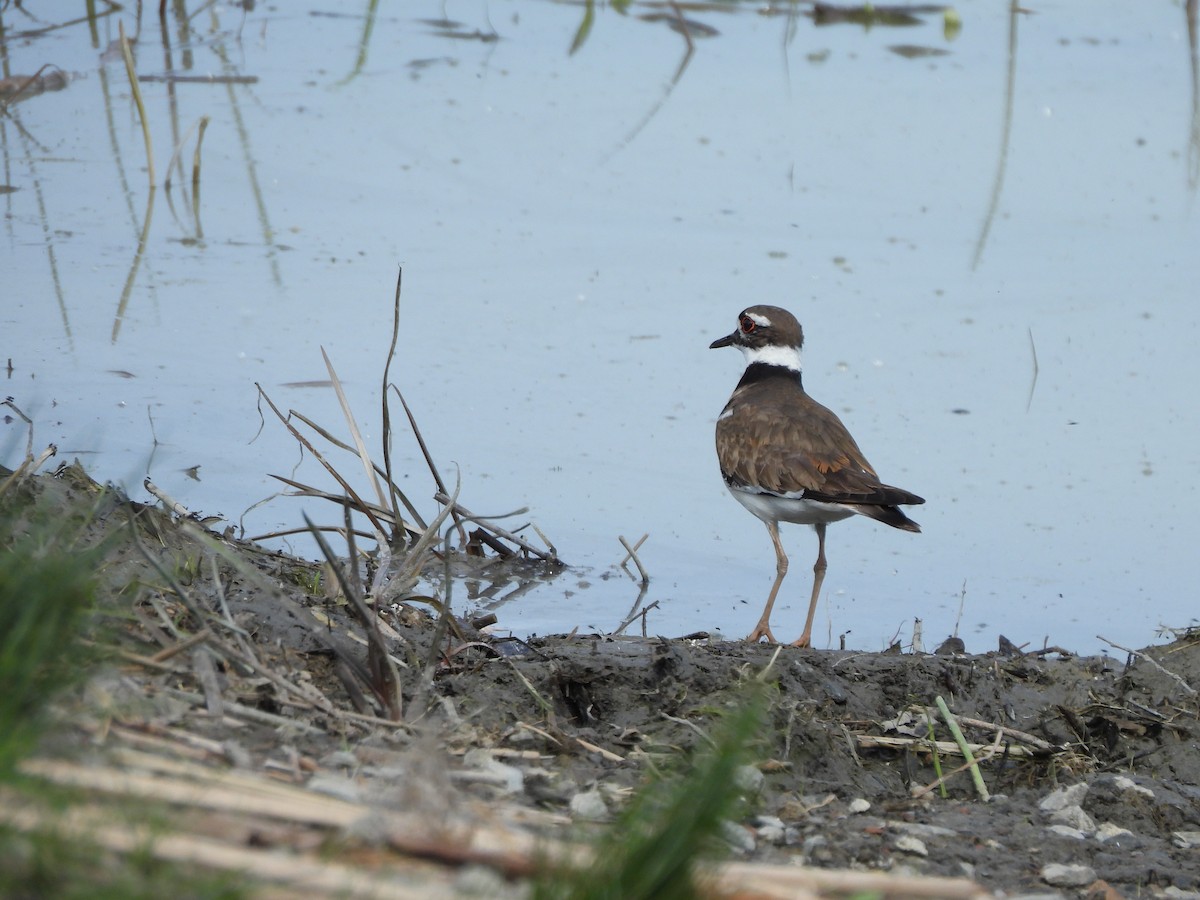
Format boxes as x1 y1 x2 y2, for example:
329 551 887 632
972 0 1020 271
1187 0 1199 191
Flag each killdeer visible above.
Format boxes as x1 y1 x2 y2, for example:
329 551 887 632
710 305 923 647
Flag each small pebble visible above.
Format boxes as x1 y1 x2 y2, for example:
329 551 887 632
1172 830 1200 849
847 798 871 814
1041 863 1096 887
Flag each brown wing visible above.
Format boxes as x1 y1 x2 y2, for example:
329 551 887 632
716 380 922 508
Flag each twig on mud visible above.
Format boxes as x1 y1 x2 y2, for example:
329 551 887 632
144 629 212 665
839 723 864 769
1097 634 1197 696
950 713 1063 753
618 533 649 584
163 688 325 734
433 492 559 563
935 696 990 801
574 736 625 763
516 720 563 748
853 734 1038 760
501 658 555 717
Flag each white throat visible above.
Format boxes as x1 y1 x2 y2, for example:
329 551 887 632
740 343 802 372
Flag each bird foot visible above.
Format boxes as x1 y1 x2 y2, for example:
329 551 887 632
745 622 778 644
789 632 812 649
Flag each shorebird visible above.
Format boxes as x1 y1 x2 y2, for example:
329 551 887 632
710 305 924 647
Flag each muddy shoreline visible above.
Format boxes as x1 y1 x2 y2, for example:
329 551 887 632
5 463 1200 897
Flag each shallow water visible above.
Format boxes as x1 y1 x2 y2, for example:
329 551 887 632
4 1 1199 652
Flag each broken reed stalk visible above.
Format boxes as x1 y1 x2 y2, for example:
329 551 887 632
162 115 208 192
935 695 990 801
118 21 156 188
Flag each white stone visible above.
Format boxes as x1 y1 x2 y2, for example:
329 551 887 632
894 835 928 857
847 798 871 814
1038 783 1088 812
1041 863 1096 887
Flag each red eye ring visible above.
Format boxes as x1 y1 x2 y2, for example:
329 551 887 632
739 316 756 334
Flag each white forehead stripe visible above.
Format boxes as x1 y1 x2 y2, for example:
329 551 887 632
741 343 802 371
745 311 773 327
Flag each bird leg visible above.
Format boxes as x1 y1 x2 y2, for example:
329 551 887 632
791 522 828 648
746 520 788 644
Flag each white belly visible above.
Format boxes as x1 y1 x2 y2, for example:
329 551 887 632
727 485 857 526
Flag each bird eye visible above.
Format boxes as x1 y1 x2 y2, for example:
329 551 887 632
739 316 756 333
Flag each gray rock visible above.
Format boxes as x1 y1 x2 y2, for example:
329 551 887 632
1095 822 1133 843
1046 824 1086 840
1172 830 1200 849
1109 774 1154 798
307 773 362 803
721 819 756 853
1048 804 1096 835
752 815 786 844
733 764 764 795
1041 863 1096 887
1038 783 1088 813
569 787 609 821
